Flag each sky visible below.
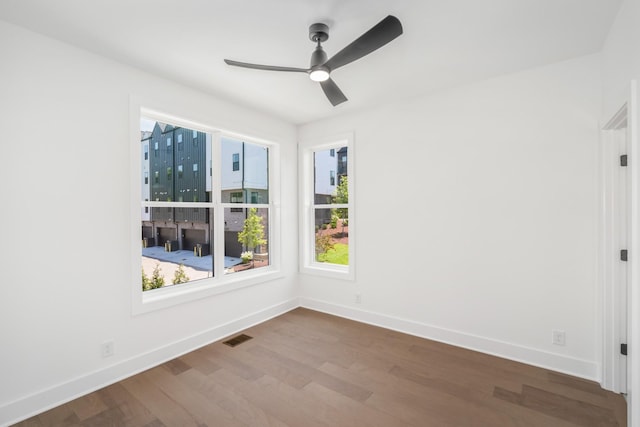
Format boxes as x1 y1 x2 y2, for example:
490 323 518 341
140 117 156 132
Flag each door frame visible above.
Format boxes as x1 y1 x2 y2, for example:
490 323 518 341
600 102 628 393
600 80 639 425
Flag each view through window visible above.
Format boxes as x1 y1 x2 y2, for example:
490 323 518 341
140 118 271 292
313 145 349 266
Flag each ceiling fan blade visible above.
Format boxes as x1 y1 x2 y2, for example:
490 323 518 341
320 78 348 106
224 59 309 73
324 15 403 71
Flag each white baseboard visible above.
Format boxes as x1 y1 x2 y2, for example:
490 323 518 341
1 298 299 427
299 297 599 382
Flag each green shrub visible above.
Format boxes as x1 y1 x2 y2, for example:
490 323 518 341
142 268 152 291
241 251 253 264
150 263 165 289
172 263 190 285
330 214 338 229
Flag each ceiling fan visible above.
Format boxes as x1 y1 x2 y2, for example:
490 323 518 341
224 15 403 106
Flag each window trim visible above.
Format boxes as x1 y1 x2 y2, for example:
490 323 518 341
130 96 282 315
299 132 354 280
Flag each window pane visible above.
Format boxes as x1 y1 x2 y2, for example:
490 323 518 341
141 118 212 204
314 146 347 204
314 208 349 265
224 207 270 274
221 137 269 204
141 207 214 291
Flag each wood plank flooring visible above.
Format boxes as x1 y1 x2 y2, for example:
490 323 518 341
13 308 627 426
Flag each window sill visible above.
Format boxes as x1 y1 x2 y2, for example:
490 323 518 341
300 263 354 281
133 267 283 315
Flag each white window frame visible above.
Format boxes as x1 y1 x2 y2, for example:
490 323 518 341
299 132 354 280
130 97 282 315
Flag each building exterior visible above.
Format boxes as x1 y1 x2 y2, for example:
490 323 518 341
220 136 269 255
141 123 269 257
314 146 348 225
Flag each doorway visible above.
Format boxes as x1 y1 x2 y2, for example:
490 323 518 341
601 105 629 394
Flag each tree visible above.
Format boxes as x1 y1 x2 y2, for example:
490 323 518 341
172 263 190 285
238 207 267 252
332 175 348 232
315 230 335 261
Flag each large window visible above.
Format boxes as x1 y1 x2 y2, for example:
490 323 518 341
300 134 354 279
134 107 279 313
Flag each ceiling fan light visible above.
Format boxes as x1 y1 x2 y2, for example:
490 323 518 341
309 68 330 82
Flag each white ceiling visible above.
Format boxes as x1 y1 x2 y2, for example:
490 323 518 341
0 0 622 124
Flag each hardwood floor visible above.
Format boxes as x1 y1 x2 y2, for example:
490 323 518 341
13 308 627 426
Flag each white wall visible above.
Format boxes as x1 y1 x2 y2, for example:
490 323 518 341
602 0 640 118
0 20 298 424
221 137 244 190
299 53 603 379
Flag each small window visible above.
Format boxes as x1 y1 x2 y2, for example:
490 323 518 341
193 163 198 172
193 130 197 138
144 171 148 184
167 167 172 179
300 136 353 279
144 144 149 160
230 191 243 212
232 153 240 171
231 192 243 203
154 171 159 184
166 137 172 147
177 134 183 143
177 164 183 178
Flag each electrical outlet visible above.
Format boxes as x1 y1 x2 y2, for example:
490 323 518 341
101 341 115 358
355 293 361 304
552 330 566 346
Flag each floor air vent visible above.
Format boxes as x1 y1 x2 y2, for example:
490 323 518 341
222 334 253 347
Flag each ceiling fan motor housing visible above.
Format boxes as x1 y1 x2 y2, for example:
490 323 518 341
309 23 329 42
309 23 329 73
310 46 328 68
